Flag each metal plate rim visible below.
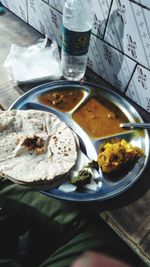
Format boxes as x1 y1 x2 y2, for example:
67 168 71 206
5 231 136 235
9 80 150 202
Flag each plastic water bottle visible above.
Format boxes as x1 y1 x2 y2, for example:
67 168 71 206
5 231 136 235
61 0 94 81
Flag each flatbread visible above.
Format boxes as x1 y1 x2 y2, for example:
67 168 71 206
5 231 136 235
0 109 79 187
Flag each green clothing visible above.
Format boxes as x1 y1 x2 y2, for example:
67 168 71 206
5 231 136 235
0 177 145 267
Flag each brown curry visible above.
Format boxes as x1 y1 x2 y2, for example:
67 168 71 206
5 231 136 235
72 97 128 139
38 89 84 112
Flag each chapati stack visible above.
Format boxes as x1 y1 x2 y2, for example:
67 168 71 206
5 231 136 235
0 110 79 188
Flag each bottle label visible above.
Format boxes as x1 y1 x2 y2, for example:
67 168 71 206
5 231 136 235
62 26 91 56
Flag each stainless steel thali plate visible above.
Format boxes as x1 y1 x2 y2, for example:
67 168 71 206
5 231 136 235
10 80 150 202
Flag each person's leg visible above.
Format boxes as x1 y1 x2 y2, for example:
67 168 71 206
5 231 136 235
0 259 22 267
71 252 131 267
0 177 100 266
39 226 146 267
39 230 110 267
0 178 146 267
0 177 89 240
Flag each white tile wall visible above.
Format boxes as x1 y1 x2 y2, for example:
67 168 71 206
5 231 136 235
105 0 150 69
92 0 112 38
1 0 27 22
48 0 65 12
133 0 150 9
28 0 62 46
88 34 136 92
126 65 150 112
2 0 150 113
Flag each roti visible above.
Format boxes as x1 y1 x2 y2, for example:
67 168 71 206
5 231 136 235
0 109 79 187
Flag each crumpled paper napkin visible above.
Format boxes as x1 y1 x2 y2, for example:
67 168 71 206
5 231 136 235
3 37 62 85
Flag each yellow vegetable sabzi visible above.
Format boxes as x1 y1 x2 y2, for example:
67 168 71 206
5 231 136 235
98 139 144 174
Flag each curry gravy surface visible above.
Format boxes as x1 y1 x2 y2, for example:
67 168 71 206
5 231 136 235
72 97 128 139
38 89 84 112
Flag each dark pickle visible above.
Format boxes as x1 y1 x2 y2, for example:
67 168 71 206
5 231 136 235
38 89 84 112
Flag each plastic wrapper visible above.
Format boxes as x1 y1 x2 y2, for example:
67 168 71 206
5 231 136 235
3 37 62 85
